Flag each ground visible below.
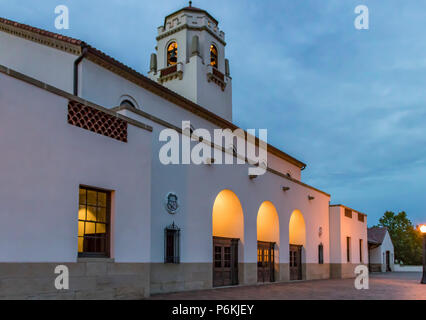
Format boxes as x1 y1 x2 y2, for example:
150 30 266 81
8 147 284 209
150 272 425 300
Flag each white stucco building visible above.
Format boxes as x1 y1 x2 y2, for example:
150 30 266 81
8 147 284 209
368 227 395 272
0 4 369 299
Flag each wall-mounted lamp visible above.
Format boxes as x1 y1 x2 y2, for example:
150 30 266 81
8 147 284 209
282 186 290 192
249 175 258 180
308 195 315 201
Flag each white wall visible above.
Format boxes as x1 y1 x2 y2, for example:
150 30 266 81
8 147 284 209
369 231 394 271
329 206 368 265
118 108 331 266
0 73 152 263
0 31 76 93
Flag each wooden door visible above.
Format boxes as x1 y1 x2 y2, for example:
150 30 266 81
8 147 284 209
213 237 239 287
257 241 275 283
386 251 391 272
289 244 302 280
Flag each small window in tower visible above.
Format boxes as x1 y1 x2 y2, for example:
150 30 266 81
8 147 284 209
210 44 218 68
167 42 178 66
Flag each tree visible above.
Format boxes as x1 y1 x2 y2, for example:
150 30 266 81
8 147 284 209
375 211 422 265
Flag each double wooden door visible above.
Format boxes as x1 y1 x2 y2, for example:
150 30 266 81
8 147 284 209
257 241 275 283
213 237 239 287
289 244 302 280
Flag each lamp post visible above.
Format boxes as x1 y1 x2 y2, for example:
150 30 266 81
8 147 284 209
421 225 426 284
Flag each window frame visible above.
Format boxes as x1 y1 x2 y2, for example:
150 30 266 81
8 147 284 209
78 186 111 258
166 41 178 66
210 44 218 68
359 239 363 263
346 236 351 263
344 208 352 219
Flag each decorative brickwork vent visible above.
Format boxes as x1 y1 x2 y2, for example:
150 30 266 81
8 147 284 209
68 100 128 142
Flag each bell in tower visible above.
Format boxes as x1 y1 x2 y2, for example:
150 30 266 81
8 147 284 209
148 2 233 122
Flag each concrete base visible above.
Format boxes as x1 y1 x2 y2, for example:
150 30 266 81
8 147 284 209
150 263 212 295
330 263 368 279
306 263 330 280
0 261 337 299
0 260 150 300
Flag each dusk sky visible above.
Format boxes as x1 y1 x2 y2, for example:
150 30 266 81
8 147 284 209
1 0 425 226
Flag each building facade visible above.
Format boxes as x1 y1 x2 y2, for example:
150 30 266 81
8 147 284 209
329 205 369 278
368 227 395 272
0 5 368 299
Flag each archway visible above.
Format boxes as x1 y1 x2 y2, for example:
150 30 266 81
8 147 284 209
212 190 244 287
289 210 306 280
256 201 279 282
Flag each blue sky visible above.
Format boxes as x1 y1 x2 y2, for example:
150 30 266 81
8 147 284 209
1 0 425 226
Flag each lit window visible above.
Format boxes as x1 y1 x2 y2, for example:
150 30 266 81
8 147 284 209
210 44 218 68
78 187 110 257
167 42 178 66
165 222 180 263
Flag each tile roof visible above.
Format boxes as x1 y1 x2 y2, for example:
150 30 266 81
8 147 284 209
367 227 388 245
0 17 83 45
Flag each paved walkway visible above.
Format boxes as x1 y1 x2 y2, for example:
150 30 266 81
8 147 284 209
150 272 425 300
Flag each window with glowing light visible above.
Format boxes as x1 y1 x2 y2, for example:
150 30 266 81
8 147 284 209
167 42 178 66
78 187 110 257
210 44 218 68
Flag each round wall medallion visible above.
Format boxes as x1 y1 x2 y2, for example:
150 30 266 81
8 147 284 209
165 192 179 214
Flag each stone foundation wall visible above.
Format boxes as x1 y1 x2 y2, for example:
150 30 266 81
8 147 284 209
369 263 383 273
330 263 368 279
1 261 340 299
150 263 212 295
0 259 150 300
306 263 330 280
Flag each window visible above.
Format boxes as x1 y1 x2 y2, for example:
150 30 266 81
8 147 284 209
78 187 110 257
318 243 324 264
358 213 365 222
164 222 180 263
120 100 135 109
346 237 351 262
167 42 178 66
359 239 363 263
210 44 218 68
344 208 352 218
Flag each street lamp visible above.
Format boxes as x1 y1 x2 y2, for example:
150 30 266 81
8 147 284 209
421 225 426 284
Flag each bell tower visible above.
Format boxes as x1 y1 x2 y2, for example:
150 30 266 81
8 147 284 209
148 2 232 121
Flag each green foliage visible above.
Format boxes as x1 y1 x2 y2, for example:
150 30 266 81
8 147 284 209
375 211 423 265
